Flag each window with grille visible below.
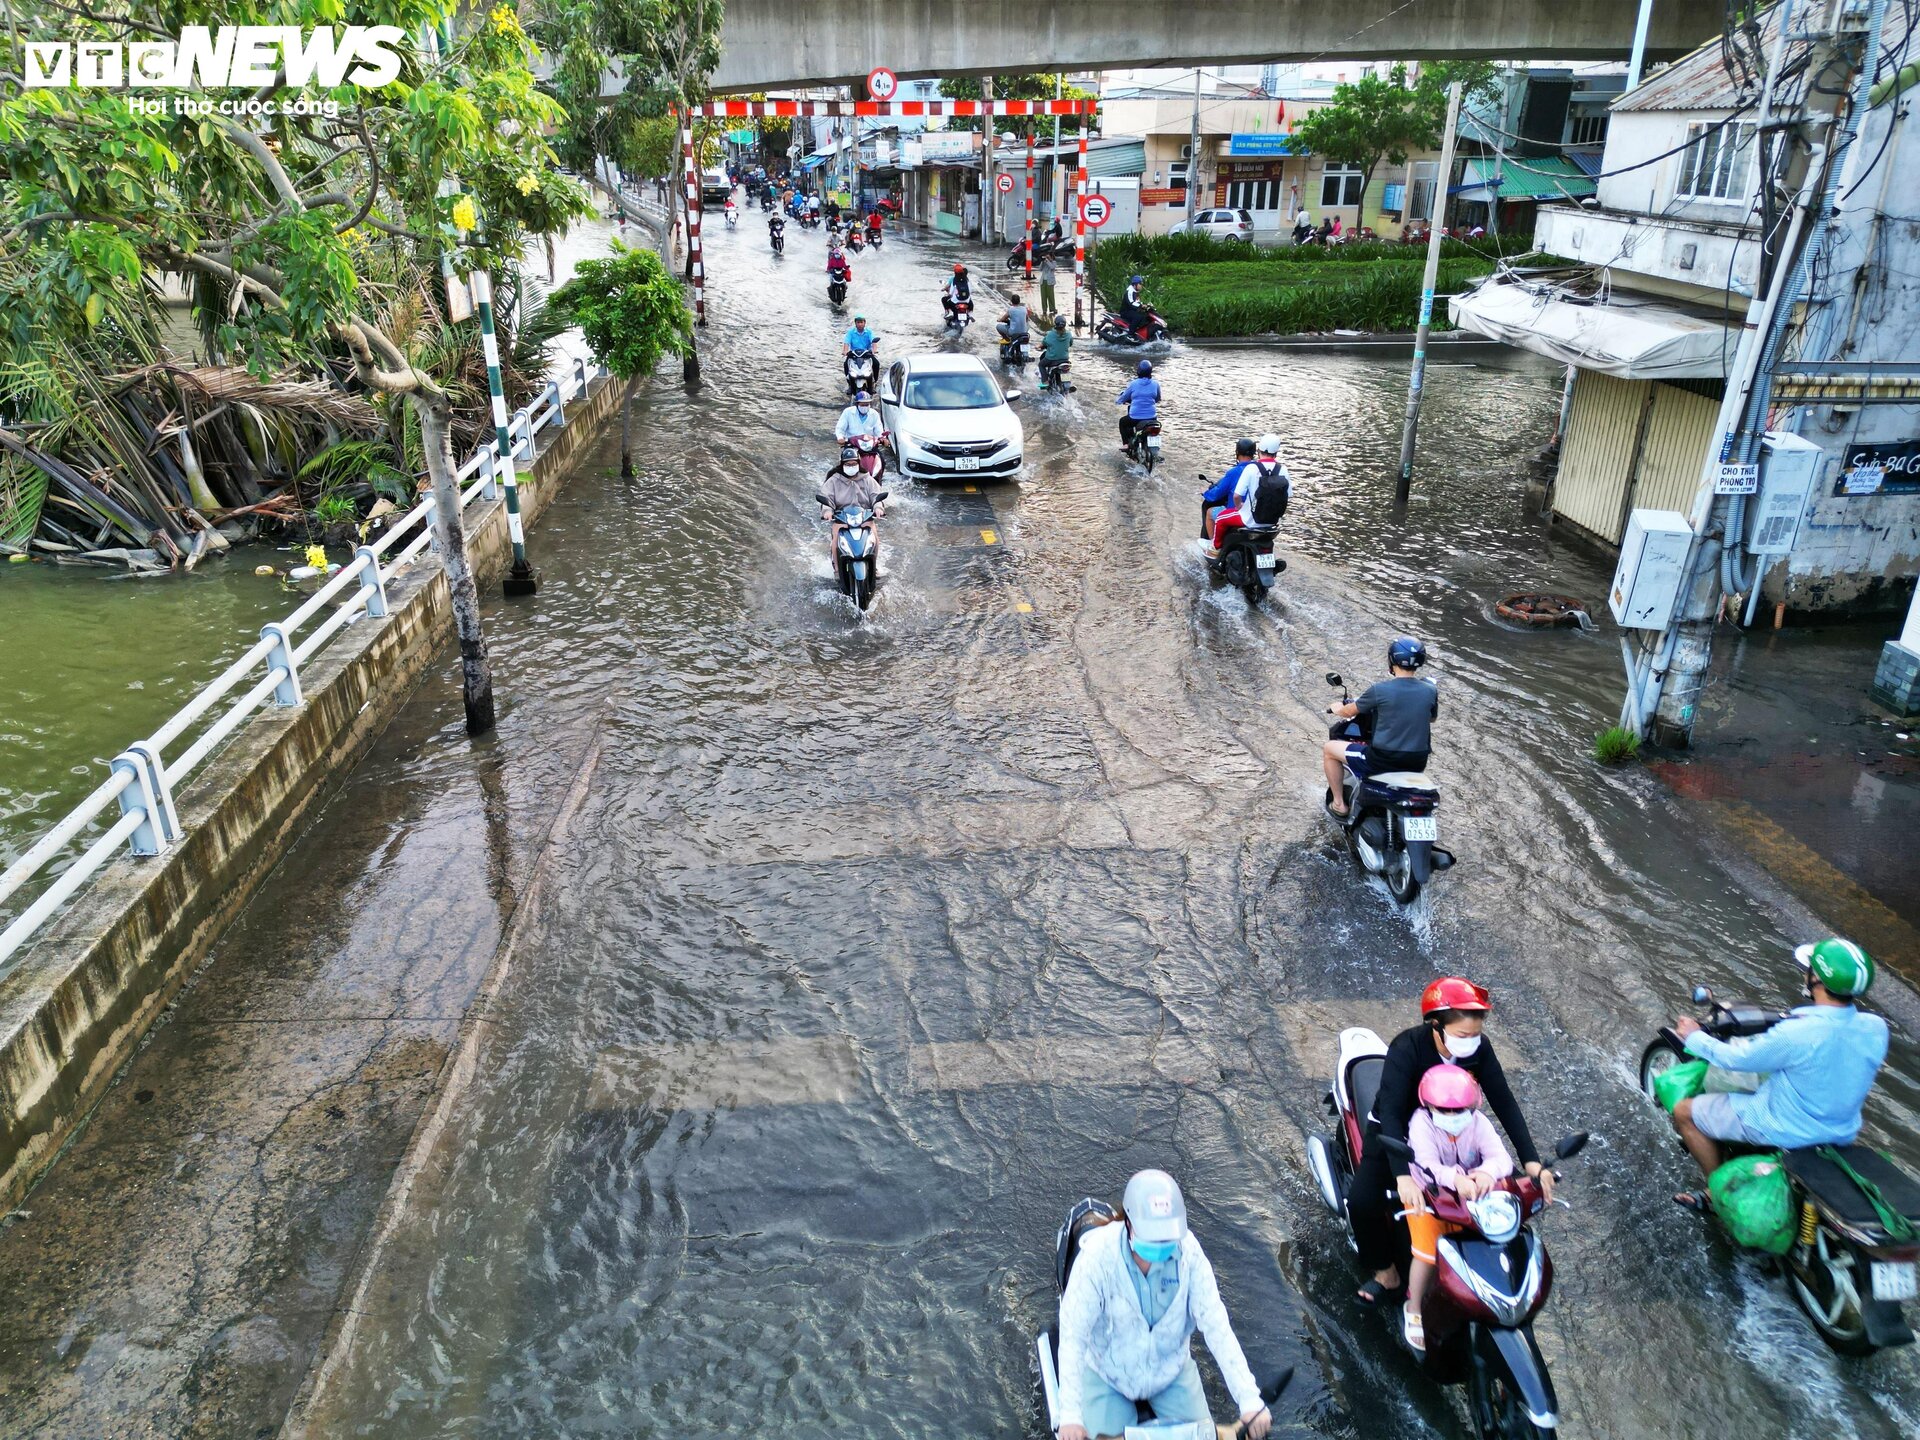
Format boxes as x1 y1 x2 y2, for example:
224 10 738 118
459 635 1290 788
1406 161 1438 221
1169 160 1189 192
1320 165 1363 208
1569 113 1609 147
1676 122 1756 202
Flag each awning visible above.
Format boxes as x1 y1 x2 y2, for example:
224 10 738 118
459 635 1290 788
796 154 828 171
1448 277 1736 380
1451 156 1597 203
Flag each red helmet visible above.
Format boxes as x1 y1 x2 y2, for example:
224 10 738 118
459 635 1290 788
1420 977 1491 1017
1418 1064 1482 1111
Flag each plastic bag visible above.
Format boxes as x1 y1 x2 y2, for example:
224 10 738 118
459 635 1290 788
1652 1058 1709 1114
1709 1153 1796 1255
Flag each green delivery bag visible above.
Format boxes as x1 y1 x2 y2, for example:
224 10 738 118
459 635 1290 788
1709 1153 1796 1255
1652 1058 1709 1114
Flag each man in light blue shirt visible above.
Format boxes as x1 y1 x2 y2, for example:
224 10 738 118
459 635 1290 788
843 315 878 357
1115 359 1161 451
1671 938 1888 1192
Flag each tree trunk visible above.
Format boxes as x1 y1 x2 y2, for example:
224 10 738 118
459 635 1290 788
417 393 496 736
620 379 635 478
547 234 557 283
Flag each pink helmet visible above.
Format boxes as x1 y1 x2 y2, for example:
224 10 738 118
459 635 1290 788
1418 1064 1481 1111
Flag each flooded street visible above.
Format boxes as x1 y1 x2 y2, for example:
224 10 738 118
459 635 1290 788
6 218 1918 1439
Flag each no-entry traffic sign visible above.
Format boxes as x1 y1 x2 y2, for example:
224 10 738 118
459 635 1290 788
867 67 898 101
1079 193 1112 228
995 172 1015 194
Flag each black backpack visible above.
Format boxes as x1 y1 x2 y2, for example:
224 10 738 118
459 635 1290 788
1250 461 1290 525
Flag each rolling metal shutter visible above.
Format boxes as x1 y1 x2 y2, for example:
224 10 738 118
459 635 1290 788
1554 372 1649 543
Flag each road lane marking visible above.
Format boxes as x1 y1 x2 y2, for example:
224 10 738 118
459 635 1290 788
1015 601 1033 614
585 1033 1219 1112
980 528 998 545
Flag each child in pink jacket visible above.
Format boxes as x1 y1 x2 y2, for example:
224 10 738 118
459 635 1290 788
1404 1064 1514 1352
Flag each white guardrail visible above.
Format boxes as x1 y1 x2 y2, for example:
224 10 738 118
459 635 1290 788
0 358 602 970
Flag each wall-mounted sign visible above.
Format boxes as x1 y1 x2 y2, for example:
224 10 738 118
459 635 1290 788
1227 133 1293 157
1140 187 1186 205
867 67 898 101
1713 461 1760 495
900 140 923 168
917 131 975 161
1832 440 1920 495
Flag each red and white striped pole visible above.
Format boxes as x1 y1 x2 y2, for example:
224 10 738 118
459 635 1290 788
1072 133 1088 330
1024 132 1035 280
682 113 706 324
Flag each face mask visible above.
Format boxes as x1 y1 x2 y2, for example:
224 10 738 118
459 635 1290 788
1431 1108 1474 1137
1444 1031 1482 1061
842 465 858 476
1131 1237 1177 1264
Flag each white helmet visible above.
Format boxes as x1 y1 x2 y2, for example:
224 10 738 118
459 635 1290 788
1257 433 1282 456
1121 1169 1187 1244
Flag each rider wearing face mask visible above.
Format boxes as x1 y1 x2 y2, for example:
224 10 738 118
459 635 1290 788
1347 978 1548 1309
1402 1065 1514 1353
1056 1170 1272 1440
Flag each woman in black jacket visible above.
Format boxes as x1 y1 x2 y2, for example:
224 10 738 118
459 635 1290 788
1349 977 1555 1305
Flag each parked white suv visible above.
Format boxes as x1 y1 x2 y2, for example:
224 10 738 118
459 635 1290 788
1168 207 1254 241
877 355 1025 483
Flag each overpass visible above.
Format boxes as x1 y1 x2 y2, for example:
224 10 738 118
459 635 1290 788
710 0 1725 92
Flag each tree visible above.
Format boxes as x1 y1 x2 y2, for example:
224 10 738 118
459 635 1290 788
549 241 694 477
937 73 1095 139
1 2 591 734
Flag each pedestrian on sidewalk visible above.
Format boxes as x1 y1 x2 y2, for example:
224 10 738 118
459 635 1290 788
1038 253 1058 320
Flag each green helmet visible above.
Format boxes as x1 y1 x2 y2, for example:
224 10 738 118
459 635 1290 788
1795 937 1875 997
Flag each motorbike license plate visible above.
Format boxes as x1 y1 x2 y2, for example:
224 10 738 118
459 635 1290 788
1255 553 1278 570
1403 816 1438 842
1146 434 1163 450
955 456 980 471
1873 1260 1918 1300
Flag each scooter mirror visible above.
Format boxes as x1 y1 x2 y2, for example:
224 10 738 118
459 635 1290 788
1325 672 1343 687
1691 984 1713 1006
1376 1134 1414 1163
1554 1132 1590 1161
814 494 831 507
876 492 890 503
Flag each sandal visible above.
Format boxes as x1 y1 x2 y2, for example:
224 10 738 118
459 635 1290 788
1673 1189 1712 1214
1403 1309 1426 1353
1355 1277 1405 1307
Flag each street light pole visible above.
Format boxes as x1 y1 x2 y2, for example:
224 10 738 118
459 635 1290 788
1395 79 1463 504
1185 68 1203 224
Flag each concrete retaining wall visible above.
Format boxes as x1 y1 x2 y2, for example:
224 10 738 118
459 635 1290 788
0 373 619 1211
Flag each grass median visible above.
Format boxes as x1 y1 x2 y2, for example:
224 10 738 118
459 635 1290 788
1089 234 1549 338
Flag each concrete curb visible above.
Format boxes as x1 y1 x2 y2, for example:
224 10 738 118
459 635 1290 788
0 373 620 1212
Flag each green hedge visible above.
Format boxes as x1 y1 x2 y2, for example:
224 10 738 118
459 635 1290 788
1088 231 1542 337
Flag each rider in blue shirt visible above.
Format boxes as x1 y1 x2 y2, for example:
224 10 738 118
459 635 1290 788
1202 438 1258 531
1116 360 1161 451
1671 937 1890 1204
843 315 878 357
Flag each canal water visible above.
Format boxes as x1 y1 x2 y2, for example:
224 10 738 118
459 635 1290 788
4 215 1917 1438
287 221 1920 1436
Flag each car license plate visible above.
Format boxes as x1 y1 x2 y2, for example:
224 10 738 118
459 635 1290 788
1403 816 1438 842
1255 553 1277 570
955 456 980 471
1873 1260 1918 1300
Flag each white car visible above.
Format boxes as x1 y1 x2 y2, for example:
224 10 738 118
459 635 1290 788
877 354 1025 483
1167 207 1255 241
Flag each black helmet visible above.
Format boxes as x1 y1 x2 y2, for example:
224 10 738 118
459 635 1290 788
1388 637 1428 670
1234 437 1256 458
1053 314 1068 330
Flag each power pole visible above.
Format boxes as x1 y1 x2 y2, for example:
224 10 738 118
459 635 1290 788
1185 67 1204 224
1635 0 1887 745
982 74 995 245
1395 80 1464 503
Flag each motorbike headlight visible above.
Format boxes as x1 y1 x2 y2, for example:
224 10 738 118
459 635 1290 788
1470 1192 1521 1244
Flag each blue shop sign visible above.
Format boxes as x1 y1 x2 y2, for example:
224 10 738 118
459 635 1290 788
1227 133 1294 157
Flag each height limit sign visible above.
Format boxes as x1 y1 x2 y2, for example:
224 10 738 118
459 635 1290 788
1079 193 1113 228
866 67 898 101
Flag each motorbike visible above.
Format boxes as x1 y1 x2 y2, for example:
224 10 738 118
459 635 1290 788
760 190 774 212
1304 1033 1588 1439
817 489 886 612
1098 308 1172 347
724 205 738 230
1124 418 1163 472
1198 494 1284 604
769 219 786 256
1007 236 1064 272
866 223 884 249
998 330 1031 367
844 349 880 399
943 295 974 333
1322 673 1454 904
1035 1197 1295 1440
1038 355 1074 394
1641 987 1920 1355
847 227 866 252
854 433 887 479
828 272 849 306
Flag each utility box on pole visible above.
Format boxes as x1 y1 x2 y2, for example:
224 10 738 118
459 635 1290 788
1747 431 1825 555
1610 509 1694 629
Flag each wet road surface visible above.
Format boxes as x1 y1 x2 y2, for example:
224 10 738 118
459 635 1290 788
4 215 1919 1439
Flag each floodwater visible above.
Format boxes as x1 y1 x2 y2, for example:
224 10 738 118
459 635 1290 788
13 215 1920 1439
